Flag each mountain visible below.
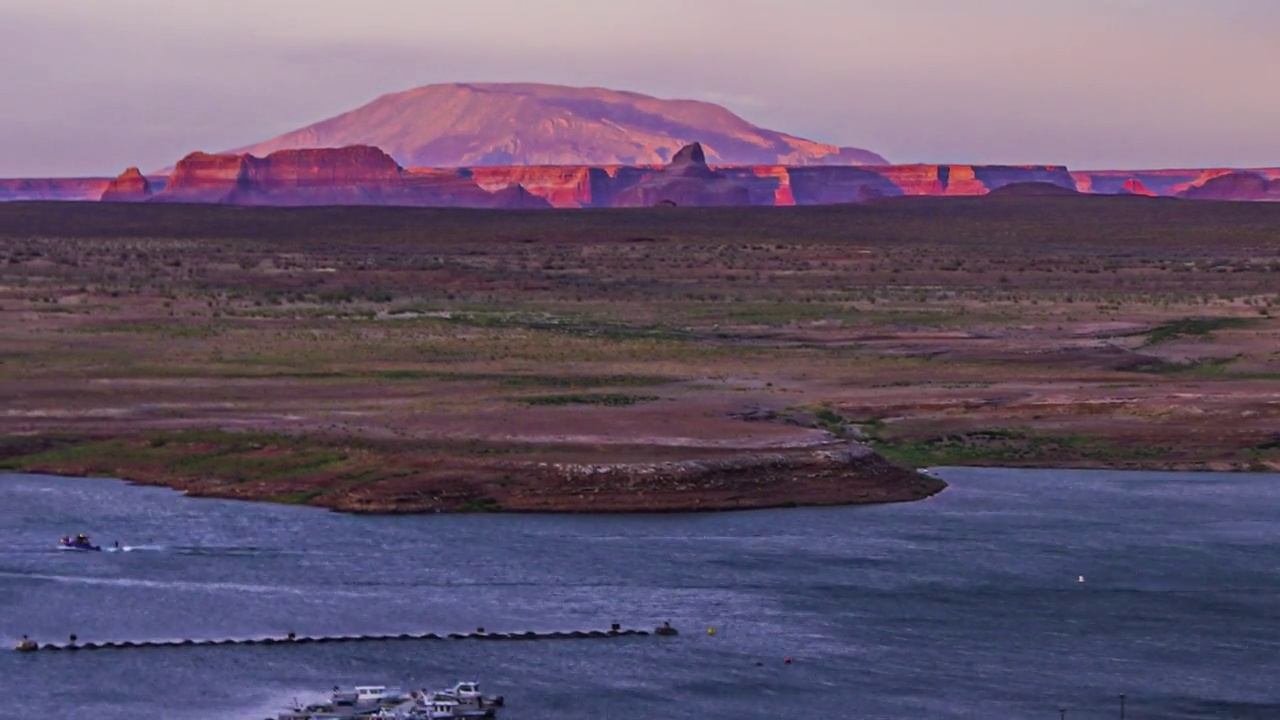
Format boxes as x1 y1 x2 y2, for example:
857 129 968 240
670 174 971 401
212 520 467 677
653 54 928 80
232 82 887 167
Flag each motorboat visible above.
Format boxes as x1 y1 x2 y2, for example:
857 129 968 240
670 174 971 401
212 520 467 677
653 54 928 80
412 693 497 719
399 682 502 719
277 702 341 720
331 685 410 707
433 682 503 709
291 682 502 720
58 535 101 552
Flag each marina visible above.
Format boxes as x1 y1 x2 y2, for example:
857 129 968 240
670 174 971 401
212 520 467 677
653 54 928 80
277 681 505 720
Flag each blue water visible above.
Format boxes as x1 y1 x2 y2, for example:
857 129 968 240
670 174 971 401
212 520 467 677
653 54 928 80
1 468 1278 719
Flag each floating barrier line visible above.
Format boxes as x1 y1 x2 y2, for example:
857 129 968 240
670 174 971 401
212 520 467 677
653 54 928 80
14 623 678 653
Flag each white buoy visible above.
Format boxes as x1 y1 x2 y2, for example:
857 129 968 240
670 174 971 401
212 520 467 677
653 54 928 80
1077 575 1085 583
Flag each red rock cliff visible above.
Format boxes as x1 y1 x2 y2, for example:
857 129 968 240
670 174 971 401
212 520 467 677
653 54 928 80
468 166 600 207
100 168 154 202
157 152 252 203
153 146 549 208
1071 169 1228 196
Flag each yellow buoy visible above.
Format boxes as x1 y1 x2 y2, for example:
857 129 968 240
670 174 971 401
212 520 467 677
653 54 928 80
707 626 716 636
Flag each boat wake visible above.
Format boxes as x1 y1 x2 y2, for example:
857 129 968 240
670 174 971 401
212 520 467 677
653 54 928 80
105 544 164 553
49 543 283 556
170 545 290 557
0 569 321 596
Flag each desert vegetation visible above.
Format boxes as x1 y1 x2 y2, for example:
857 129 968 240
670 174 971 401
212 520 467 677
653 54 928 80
1 195 1278 510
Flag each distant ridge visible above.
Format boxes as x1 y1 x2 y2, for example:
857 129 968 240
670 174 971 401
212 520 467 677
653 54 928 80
232 82 887 167
987 181 1081 197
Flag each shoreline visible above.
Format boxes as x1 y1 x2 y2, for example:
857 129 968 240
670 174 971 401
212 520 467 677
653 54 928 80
5 432 1275 517
0 433 947 514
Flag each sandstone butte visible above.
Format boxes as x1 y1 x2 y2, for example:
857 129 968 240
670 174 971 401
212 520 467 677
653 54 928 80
100 167 153 202
230 81 889 167
150 145 552 209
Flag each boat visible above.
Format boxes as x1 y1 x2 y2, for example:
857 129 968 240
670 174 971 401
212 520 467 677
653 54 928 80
277 702 343 720
432 682 503 709
412 692 497 719
286 682 502 720
58 534 101 552
396 682 501 719
330 685 410 707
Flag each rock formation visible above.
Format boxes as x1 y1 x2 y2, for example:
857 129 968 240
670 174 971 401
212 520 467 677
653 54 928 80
611 143 752 207
785 166 905 204
9 140 1280 209
100 168 154 202
0 177 111 202
231 82 888 167
468 166 611 208
1070 168 1240 196
1180 171 1280 201
779 165 1076 205
157 146 406 205
1118 178 1156 197
151 145 550 208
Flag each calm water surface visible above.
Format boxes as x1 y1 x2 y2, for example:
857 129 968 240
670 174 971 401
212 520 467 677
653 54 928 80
1 468 1278 719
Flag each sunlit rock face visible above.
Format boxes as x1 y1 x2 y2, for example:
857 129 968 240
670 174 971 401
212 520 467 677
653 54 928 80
1067 168 1280 197
1117 178 1157 197
100 168 154 202
1181 171 1280 201
151 146 550 208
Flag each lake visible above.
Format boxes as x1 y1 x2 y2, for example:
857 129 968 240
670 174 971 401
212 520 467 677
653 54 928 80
2 467 1278 719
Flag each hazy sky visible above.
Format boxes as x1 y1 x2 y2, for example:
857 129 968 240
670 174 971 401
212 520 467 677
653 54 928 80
3 0 1278 176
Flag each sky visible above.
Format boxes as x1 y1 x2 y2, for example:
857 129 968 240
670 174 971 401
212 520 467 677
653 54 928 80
2 0 1278 176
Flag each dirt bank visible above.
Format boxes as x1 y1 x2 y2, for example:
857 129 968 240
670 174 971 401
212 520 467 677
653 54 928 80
1 434 945 514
